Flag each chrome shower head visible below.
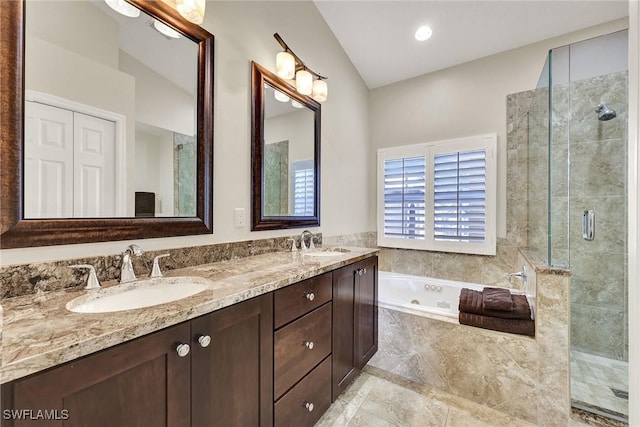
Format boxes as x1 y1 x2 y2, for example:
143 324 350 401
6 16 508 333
596 103 616 121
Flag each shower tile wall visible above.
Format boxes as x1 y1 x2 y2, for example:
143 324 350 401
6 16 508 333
566 71 628 361
517 72 627 362
173 133 196 216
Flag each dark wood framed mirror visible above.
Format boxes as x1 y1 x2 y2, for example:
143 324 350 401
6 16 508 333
0 0 213 249
251 61 320 231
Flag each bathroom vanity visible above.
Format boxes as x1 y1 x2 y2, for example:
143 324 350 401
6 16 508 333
0 249 378 427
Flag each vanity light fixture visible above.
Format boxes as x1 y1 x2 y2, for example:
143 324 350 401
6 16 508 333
153 19 181 39
175 0 206 25
274 90 290 103
415 25 433 41
273 33 328 103
104 0 140 18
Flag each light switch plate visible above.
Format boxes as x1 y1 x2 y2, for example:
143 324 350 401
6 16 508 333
234 208 245 228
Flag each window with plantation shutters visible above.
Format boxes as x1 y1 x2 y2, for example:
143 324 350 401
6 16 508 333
383 156 426 239
292 160 314 216
433 150 486 242
378 134 496 255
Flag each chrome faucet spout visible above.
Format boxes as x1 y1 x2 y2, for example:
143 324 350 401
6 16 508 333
120 244 145 283
300 230 313 252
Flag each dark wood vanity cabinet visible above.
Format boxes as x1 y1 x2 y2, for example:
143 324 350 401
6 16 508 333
1 294 273 427
332 256 378 400
1 256 378 427
191 293 273 427
1 322 192 427
273 272 333 427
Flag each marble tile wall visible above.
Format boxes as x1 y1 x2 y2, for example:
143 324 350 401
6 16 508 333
566 72 628 361
0 234 322 299
369 248 571 425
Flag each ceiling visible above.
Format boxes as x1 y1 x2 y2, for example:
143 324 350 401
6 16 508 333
313 1 629 89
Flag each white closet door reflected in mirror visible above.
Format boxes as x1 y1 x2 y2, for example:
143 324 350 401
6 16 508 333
24 100 119 218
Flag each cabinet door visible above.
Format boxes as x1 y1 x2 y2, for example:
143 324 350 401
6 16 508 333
2 322 191 427
355 256 378 369
191 294 274 427
331 264 357 400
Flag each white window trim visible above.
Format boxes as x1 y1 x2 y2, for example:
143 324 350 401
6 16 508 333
377 133 497 256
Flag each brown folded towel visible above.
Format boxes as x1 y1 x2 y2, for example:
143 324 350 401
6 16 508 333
459 288 531 320
459 312 535 337
482 287 514 311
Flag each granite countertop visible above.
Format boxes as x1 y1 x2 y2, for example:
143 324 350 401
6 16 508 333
0 247 378 384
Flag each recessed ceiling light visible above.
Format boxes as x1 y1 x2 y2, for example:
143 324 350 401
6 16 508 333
415 25 433 42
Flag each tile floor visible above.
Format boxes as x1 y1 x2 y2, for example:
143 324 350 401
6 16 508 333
316 367 596 427
570 350 629 422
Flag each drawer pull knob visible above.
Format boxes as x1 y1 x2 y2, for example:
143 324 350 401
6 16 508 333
176 343 190 357
304 402 314 412
304 341 314 350
305 292 315 301
197 335 212 348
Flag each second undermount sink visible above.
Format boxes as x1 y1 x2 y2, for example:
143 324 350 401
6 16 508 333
302 247 351 258
66 277 210 314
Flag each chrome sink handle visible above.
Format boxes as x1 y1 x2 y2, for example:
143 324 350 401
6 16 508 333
286 238 298 253
150 254 171 278
68 264 101 290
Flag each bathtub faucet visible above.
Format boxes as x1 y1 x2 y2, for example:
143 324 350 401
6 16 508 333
508 265 527 286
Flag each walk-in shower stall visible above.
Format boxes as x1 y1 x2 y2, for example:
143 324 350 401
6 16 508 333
527 30 629 422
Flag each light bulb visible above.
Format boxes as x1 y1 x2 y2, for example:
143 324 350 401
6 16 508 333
105 0 140 18
276 51 295 80
291 100 304 109
274 90 289 103
175 0 205 25
415 25 433 41
312 79 328 103
295 70 313 96
153 20 181 39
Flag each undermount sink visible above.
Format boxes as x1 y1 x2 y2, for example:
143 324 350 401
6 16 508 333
302 247 351 257
66 277 210 314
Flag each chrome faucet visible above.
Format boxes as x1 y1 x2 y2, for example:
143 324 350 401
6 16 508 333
300 230 313 252
120 244 144 283
508 265 527 285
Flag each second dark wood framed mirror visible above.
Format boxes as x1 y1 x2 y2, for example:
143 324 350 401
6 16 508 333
0 0 214 249
251 61 321 231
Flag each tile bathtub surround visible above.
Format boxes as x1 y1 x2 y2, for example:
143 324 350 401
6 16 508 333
0 234 322 299
370 248 572 425
0 247 377 383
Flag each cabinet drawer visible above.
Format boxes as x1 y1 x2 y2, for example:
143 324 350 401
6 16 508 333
274 356 331 427
274 302 331 399
274 272 332 328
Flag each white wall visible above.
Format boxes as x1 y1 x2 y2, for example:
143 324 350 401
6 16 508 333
135 129 175 216
1 1 371 265
265 109 315 163
369 18 628 238
119 51 195 136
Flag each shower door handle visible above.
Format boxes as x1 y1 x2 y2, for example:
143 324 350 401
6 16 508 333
582 210 595 241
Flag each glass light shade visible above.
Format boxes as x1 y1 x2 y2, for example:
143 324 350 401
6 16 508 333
291 100 304 109
175 0 205 25
295 70 313 96
153 20 181 39
276 52 295 80
105 0 140 18
312 79 328 103
274 90 289 103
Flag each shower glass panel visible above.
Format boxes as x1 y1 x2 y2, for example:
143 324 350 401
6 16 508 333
541 30 628 422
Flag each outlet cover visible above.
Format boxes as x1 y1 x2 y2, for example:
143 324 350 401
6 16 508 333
234 208 245 228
